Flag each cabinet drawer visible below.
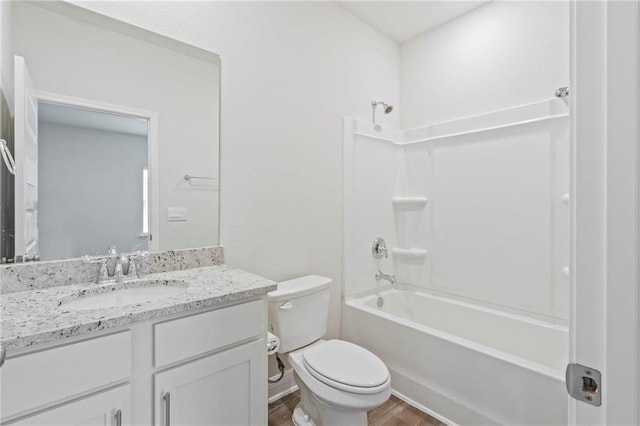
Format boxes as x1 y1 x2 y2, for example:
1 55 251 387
2 331 131 420
154 299 265 367
8 384 131 426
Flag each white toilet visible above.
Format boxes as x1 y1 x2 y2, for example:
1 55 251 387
268 275 391 426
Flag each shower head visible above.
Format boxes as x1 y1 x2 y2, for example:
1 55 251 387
371 100 393 126
372 100 393 114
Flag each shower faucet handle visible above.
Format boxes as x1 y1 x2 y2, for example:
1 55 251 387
371 237 388 259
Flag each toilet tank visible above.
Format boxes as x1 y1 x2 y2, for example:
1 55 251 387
268 275 332 353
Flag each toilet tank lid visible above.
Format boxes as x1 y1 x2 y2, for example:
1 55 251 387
268 275 332 302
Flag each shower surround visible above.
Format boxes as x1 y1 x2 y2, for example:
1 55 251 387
342 99 570 425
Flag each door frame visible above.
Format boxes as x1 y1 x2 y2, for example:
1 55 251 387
35 90 160 252
570 0 639 423
14 55 39 261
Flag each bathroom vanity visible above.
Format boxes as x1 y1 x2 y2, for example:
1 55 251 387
0 249 276 425
0 5 273 424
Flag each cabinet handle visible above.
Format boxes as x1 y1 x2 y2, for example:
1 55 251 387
0 344 5 368
115 409 122 426
163 392 171 426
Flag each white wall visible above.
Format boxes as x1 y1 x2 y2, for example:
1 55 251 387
12 2 220 252
400 1 569 129
74 1 401 340
38 122 147 260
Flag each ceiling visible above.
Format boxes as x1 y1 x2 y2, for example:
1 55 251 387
335 1 489 44
39 102 148 136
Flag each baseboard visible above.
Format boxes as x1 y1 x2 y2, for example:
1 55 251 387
268 368 298 404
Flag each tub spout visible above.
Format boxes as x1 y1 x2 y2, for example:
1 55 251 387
375 270 397 288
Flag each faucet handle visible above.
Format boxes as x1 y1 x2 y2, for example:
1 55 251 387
126 251 149 279
372 237 388 259
82 255 109 283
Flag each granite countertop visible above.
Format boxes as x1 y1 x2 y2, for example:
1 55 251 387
1 265 277 352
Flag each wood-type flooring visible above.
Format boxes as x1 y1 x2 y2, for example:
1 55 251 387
268 392 447 426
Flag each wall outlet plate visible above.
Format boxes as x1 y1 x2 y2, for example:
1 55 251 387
167 207 187 222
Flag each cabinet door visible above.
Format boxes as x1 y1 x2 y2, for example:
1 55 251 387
154 339 266 426
9 385 130 426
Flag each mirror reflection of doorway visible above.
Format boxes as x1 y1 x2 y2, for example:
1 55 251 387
9 55 159 262
37 102 149 260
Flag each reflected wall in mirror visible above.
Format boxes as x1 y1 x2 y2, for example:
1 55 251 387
38 102 149 260
0 1 221 262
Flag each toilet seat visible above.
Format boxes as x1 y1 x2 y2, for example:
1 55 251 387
302 340 390 395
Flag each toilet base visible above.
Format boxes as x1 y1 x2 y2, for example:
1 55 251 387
294 372 370 426
293 406 316 426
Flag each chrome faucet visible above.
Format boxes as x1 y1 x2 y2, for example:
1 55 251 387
83 246 148 284
105 245 119 277
375 270 397 288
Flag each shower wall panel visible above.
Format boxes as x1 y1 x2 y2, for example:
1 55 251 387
344 99 570 321
428 117 569 319
391 143 431 288
343 118 400 296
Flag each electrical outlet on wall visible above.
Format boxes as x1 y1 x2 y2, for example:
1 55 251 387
167 207 187 222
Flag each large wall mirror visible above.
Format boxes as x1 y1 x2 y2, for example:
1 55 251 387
0 1 220 262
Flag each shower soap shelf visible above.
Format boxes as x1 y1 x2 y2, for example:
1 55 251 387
391 197 428 208
391 248 427 259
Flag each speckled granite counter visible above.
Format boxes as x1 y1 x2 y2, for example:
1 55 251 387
1 264 277 352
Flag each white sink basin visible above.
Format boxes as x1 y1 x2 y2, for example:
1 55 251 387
60 280 189 311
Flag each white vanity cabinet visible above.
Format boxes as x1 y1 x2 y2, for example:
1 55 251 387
1 298 268 426
152 299 267 426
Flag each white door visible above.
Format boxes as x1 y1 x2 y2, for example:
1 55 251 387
154 339 266 426
13 55 39 261
9 385 131 426
571 1 640 424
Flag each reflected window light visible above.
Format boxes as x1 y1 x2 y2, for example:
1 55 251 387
142 168 149 235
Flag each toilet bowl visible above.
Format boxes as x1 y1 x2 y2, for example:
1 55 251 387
288 340 391 426
268 276 391 425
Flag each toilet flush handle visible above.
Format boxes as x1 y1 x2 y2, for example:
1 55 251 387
279 302 293 310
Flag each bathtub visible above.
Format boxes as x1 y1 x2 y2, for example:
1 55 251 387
342 289 568 425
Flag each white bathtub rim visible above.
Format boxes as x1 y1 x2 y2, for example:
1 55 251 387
346 286 569 330
345 292 566 382
356 288 569 333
